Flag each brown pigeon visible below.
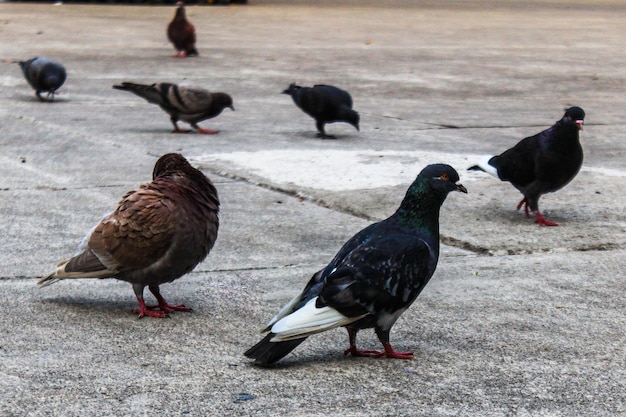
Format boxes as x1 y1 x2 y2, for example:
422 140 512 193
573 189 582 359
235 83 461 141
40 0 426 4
113 82 234 134
38 153 220 318
167 1 198 58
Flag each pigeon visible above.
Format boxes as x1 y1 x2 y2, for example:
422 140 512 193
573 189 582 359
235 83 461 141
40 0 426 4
167 1 198 58
38 153 220 318
244 164 467 365
282 83 360 139
19 57 66 102
113 82 234 134
468 106 585 226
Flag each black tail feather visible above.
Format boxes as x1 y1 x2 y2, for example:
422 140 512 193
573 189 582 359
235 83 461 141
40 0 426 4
467 165 485 172
244 333 307 366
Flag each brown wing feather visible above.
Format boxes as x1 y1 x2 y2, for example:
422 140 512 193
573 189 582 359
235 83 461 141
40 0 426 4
90 185 176 270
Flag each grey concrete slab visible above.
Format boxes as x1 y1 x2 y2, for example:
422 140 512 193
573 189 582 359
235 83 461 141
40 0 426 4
0 1 625 416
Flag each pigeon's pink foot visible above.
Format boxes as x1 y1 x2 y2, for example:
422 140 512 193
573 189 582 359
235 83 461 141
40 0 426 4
516 197 530 217
197 127 219 135
133 296 191 318
133 297 168 319
534 211 559 226
344 343 414 359
172 51 187 58
343 347 385 358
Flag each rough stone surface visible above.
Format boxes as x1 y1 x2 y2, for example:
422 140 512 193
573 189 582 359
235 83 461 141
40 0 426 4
0 1 624 416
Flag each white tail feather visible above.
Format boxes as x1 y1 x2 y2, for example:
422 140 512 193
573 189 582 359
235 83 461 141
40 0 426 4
262 293 302 332
270 297 366 342
469 155 499 179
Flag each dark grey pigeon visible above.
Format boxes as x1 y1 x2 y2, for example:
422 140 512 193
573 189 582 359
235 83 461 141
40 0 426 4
244 164 467 365
19 57 66 102
38 153 220 318
282 83 360 139
468 106 585 226
113 82 234 134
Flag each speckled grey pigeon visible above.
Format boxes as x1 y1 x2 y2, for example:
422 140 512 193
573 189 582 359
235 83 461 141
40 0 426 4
38 153 220 318
167 1 198 58
113 82 234 134
282 83 360 139
244 164 467 365
468 106 585 226
19 57 66 101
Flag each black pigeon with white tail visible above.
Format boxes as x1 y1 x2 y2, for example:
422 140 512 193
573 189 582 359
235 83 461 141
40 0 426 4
244 164 467 365
468 106 585 226
19 57 66 102
282 83 360 139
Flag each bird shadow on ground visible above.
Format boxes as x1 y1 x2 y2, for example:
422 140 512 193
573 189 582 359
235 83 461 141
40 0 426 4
15 94 69 103
39 296 138 318
241 352 352 370
285 131 360 141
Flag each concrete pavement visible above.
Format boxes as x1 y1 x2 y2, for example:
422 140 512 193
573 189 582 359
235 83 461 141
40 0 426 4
0 1 624 416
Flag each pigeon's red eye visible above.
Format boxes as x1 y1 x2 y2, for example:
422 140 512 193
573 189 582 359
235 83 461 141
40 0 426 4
440 173 449 181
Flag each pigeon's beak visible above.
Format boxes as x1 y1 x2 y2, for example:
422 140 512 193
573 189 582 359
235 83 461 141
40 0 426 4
455 183 468 194
281 90 289 95
576 120 584 131
229 105 235 111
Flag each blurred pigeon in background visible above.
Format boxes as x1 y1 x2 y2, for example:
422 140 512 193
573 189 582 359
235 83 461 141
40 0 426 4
245 164 467 365
38 153 220 318
113 82 234 134
468 106 585 226
282 83 360 139
19 57 66 102
168 1 198 58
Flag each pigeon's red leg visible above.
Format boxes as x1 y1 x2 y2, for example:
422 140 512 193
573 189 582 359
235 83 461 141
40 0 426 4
343 328 384 357
516 197 530 217
343 328 412 359
533 211 559 226
196 127 219 135
172 51 187 58
379 342 414 359
133 296 168 319
147 285 192 313
148 285 191 313
171 118 191 134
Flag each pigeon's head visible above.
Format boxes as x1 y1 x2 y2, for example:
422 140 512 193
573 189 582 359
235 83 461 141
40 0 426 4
282 83 300 96
348 110 360 131
418 164 468 198
174 2 186 19
152 153 192 180
397 164 467 226
563 106 585 131
215 93 235 111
